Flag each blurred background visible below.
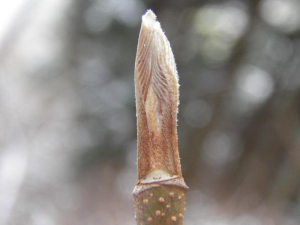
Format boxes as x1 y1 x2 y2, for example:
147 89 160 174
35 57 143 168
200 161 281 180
1 0 300 224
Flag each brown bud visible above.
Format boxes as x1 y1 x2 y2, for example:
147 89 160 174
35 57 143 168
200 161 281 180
135 9 181 180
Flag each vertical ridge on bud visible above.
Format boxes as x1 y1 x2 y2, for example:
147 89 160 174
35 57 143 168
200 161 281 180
135 9 181 180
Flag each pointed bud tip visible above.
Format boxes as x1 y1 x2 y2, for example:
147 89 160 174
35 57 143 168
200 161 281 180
142 9 160 29
144 9 156 21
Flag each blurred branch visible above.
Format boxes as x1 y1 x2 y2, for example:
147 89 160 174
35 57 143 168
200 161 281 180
0 0 37 63
184 0 263 190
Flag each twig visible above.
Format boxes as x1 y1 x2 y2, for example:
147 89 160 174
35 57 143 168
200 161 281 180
133 10 188 225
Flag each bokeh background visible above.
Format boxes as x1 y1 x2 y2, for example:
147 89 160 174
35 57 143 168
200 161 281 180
1 0 300 224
